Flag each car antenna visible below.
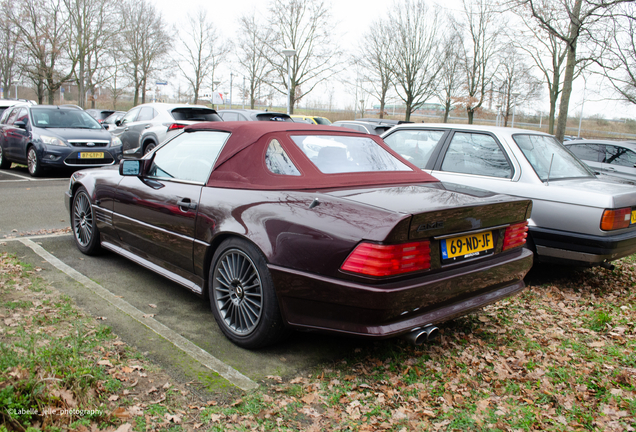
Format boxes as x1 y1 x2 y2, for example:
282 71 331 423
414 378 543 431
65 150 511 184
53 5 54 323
309 198 320 209
546 153 554 186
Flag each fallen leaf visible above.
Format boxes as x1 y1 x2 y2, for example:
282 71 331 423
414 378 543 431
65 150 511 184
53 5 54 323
108 395 119 401
112 407 130 420
148 304 157 308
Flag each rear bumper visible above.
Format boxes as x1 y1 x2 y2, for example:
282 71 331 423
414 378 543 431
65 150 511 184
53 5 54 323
269 247 532 338
530 226 636 265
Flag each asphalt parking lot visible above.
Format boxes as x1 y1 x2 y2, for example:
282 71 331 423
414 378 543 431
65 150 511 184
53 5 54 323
0 166 365 393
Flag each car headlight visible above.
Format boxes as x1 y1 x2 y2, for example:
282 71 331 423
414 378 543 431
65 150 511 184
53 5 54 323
41 135 67 147
110 136 122 147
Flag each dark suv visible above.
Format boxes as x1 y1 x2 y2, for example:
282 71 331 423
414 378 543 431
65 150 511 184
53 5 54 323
0 104 122 176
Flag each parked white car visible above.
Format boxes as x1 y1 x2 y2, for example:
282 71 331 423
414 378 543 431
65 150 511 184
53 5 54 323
382 124 636 268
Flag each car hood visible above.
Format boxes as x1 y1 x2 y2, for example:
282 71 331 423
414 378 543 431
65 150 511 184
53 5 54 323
35 127 112 141
546 177 636 208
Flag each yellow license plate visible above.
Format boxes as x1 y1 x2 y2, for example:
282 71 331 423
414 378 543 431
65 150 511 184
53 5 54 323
631 211 636 224
79 152 104 159
441 231 494 261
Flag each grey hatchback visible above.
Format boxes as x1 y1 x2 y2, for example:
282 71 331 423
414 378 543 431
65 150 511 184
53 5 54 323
564 139 636 181
112 103 222 157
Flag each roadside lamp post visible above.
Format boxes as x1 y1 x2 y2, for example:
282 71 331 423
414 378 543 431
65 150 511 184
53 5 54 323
511 92 520 128
229 72 234 109
282 48 296 115
212 80 220 109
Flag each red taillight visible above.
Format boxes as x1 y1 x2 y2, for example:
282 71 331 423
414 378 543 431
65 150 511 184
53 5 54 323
341 241 431 277
601 208 631 231
168 123 186 131
503 221 529 251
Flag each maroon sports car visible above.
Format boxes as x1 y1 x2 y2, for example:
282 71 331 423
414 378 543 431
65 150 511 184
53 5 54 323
65 122 533 348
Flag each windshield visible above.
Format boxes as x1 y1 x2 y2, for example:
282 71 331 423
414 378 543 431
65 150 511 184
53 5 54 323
292 135 412 174
31 108 102 129
513 134 594 181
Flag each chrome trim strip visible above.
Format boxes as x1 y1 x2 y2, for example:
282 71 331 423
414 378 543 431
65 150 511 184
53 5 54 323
101 241 203 294
64 160 116 167
145 176 206 186
433 224 510 240
114 212 195 242
68 139 110 143
194 238 210 247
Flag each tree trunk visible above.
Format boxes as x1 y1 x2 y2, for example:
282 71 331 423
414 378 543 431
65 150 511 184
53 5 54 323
379 100 385 119
443 99 451 123
554 0 582 142
467 108 474 124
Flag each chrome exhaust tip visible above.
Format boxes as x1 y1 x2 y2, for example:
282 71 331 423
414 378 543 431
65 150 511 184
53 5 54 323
401 325 439 345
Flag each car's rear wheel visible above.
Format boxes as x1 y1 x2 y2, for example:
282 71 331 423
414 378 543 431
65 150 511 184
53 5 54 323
0 145 10 169
209 238 288 349
143 142 156 155
27 146 43 177
72 187 101 255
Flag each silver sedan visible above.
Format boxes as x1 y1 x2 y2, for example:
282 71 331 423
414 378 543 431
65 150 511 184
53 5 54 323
382 124 636 268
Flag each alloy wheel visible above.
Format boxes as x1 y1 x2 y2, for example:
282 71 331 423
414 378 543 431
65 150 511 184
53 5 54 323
213 249 263 335
27 148 38 174
73 192 94 247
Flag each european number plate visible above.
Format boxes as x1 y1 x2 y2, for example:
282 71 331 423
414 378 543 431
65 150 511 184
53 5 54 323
631 210 636 224
79 152 104 159
441 231 494 262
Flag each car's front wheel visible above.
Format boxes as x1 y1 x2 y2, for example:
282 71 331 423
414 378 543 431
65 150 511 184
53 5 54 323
0 145 10 169
72 187 102 255
143 142 156 155
27 146 43 177
209 238 288 349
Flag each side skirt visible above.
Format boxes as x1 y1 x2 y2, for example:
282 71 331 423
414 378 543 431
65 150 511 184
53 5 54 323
101 240 204 295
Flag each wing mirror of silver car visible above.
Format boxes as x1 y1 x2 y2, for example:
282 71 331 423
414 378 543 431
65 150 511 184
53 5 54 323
120 159 142 176
14 120 27 129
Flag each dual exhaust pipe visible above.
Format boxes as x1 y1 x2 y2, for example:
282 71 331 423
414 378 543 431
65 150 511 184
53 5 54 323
401 324 439 345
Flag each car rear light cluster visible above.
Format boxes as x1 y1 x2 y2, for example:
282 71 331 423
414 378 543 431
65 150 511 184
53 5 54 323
167 123 187 131
503 221 529 251
601 208 631 231
341 241 431 277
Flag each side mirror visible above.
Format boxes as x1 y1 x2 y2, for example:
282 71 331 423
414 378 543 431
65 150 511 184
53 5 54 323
115 119 122 126
14 120 26 129
119 159 142 176
102 123 109 129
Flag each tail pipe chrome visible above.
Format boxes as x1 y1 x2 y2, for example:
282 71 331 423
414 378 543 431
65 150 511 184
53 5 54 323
401 325 439 345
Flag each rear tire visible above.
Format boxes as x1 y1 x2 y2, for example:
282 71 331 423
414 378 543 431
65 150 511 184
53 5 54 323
209 238 288 349
0 144 10 169
71 187 102 255
143 142 156 155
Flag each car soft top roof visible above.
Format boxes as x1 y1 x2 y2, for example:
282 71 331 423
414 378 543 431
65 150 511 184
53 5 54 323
184 121 439 190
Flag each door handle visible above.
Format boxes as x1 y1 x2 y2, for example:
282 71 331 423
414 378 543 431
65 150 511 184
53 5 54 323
124 127 129 131
177 198 197 211
606 167 616 171
144 124 151 129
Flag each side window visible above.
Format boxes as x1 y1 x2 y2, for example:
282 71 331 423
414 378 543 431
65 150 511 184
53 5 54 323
16 108 29 124
5 107 20 125
605 145 636 167
383 129 445 168
265 139 300 176
120 108 140 125
222 112 239 121
148 131 230 183
568 144 602 162
137 107 156 121
441 132 512 178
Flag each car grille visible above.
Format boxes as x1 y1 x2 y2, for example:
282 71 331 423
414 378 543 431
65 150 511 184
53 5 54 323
68 140 110 148
64 153 115 166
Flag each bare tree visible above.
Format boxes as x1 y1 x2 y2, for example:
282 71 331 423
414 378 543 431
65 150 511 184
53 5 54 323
602 4 636 105
120 0 172 105
385 0 443 122
64 0 119 108
356 19 393 119
456 0 503 124
514 0 633 141
105 56 126 109
177 8 228 105
437 28 464 123
11 0 75 104
236 12 272 109
495 46 543 126
264 0 342 113
0 1 19 98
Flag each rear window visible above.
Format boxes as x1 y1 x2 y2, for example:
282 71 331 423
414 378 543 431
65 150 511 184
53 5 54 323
255 113 293 122
171 108 221 121
292 135 412 174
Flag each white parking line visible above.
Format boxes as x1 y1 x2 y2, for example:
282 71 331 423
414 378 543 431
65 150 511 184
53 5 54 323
2 233 72 242
18 238 258 391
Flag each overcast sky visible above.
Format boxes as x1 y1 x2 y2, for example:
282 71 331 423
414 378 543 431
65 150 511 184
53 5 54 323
151 0 636 120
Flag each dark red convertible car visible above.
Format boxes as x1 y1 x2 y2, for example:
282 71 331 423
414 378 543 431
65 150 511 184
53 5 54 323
65 122 533 348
